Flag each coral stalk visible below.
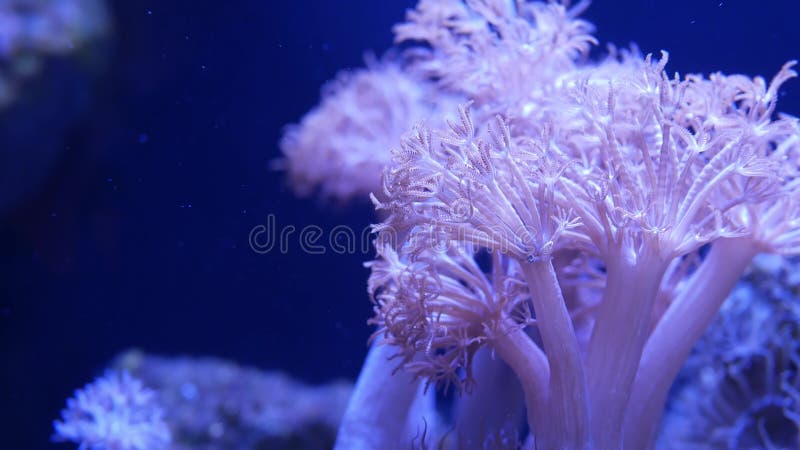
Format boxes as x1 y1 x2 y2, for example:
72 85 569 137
490 318 550 444
520 260 590 448
625 237 759 449
335 340 420 450
455 348 524 447
585 246 667 447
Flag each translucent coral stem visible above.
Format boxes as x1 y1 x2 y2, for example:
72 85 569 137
491 318 550 446
454 347 524 447
585 247 667 448
335 339 420 450
624 237 757 450
520 261 590 448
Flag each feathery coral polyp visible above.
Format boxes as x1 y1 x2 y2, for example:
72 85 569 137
280 60 454 201
53 371 171 450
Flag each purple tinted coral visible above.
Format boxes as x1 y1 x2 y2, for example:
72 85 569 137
662 256 800 450
113 350 352 449
53 370 171 450
279 58 457 202
281 0 800 447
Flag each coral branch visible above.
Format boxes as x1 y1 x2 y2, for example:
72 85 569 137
585 246 668 447
626 237 759 449
490 318 550 441
335 340 421 450
520 260 590 448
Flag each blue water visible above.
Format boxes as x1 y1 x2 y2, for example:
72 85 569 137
0 1 798 448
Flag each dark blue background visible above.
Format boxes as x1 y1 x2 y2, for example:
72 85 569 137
0 1 797 448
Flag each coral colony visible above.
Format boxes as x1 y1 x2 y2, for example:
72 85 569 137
53 371 171 450
283 0 800 449
54 353 353 450
53 1 800 449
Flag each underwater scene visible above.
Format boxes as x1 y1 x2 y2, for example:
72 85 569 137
1 1 800 449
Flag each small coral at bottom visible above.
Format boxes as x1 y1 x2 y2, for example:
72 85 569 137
53 370 171 450
113 350 353 450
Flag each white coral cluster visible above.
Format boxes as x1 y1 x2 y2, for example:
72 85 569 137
280 60 457 201
53 371 171 450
